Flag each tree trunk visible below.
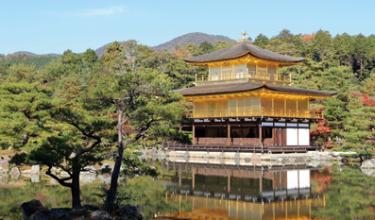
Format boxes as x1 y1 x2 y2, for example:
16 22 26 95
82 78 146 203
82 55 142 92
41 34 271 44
71 158 81 209
104 108 124 212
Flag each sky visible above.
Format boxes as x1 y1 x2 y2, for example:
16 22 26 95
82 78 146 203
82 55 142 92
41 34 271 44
1 0 374 54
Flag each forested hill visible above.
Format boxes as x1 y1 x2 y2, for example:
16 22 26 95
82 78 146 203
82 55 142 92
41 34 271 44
1 32 235 61
95 32 235 56
0 51 58 68
152 32 236 51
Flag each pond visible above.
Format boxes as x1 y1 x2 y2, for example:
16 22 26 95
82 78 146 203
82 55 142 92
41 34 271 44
0 161 374 220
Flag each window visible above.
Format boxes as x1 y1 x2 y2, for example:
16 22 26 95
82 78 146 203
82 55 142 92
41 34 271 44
268 65 276 80
228 100 237 115
248 127 259 138
195 127 227 138
231 126 259 138
286 99 297 116
234 64 247 79
261 97 272 115
207 102 215 115
206 127 227 137
249 97 261 113
193 102 207 117
298 99 309 114
213 101 226 117
209 67 221 81
273 98 285 115
248 64 256 77
263 127 273 138
257 64 267 77
227 97 260 116
221 65 233 80
195 127 206 137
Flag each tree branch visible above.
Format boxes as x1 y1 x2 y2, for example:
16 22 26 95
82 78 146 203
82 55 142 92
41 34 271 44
77 138 102 156
55 164 73 177
133 118 162 142
46 166 72 188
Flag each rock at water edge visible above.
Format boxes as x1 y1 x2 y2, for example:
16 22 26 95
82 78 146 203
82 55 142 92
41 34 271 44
361 158 375 169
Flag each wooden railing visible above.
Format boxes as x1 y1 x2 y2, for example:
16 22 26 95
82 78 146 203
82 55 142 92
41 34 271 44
196 72 291 86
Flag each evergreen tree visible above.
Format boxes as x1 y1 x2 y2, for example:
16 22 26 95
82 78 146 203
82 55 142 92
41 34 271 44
362 70 375 96
0 82 53 150
253 34 269 48
87 68 183 212
341 96 375 154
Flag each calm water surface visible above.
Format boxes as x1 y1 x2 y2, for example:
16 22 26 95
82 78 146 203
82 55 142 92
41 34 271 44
0 161 374 220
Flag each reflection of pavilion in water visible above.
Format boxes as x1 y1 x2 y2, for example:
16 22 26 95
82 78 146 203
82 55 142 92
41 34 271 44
160 162 326 220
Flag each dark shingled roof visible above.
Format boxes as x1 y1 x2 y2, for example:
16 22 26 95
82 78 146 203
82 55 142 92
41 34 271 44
178 81 335 97
185 41 304 64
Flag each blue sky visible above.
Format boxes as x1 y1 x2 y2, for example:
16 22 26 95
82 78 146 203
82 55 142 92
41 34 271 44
1 0 374 54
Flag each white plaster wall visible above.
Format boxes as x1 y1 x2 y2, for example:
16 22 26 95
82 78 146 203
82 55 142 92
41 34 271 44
287 128 298 145
298 128 310 146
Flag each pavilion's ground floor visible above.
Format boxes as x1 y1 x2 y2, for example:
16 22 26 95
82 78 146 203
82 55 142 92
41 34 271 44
170 118 318 153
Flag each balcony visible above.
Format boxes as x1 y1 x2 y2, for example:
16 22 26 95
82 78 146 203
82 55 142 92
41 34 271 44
195 64 292 86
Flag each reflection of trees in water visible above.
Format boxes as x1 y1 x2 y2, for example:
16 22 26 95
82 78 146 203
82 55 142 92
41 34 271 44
312 165 375 220
0 182 72 219
0 176 176 220
311 166 332 194
118 176 179 219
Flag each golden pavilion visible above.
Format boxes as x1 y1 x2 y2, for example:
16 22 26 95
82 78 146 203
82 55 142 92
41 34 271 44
176 36 335 153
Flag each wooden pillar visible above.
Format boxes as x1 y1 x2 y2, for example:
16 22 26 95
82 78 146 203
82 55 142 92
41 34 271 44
192 124 196 144
259 123 263 148
227 123 231 145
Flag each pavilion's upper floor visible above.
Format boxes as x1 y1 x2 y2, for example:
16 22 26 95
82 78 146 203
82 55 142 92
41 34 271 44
185 40 304 86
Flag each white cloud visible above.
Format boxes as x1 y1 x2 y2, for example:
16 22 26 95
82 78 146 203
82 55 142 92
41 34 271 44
72 6 126 17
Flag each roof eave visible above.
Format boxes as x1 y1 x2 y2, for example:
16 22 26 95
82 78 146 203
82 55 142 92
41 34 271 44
184 53 305 66
179 84 336 97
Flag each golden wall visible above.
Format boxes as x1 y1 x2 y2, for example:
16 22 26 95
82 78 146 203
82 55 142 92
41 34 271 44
192 96 312 119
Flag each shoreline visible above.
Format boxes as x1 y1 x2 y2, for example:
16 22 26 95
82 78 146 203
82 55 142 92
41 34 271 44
142 149 359 167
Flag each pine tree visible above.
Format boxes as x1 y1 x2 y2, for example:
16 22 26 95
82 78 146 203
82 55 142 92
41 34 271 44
341 95 375 155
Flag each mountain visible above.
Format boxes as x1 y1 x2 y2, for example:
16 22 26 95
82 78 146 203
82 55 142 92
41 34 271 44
1 32 235 59
95 44 109 58
1 51 60 60
0 51 59 68
153 32 235 51
95 42 122 58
